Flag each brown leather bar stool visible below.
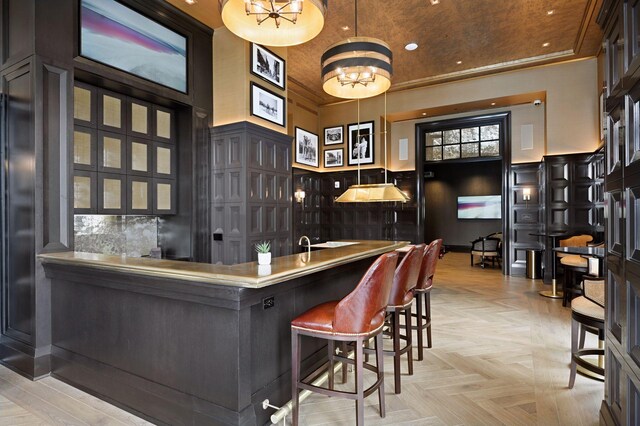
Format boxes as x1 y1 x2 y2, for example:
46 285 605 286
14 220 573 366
374 244 424 394
291 252 398 426
412 239 443 360
569 278 605 388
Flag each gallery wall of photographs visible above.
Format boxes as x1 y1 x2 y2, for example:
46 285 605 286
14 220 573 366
249 43 286 128
313 121 375 169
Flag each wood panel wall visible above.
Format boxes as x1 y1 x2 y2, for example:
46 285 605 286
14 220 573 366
598 0 640 423
292 168 418 246
210 122 293 264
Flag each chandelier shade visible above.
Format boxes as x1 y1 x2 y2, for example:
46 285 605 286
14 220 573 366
219 0 327 47
321 37 393 99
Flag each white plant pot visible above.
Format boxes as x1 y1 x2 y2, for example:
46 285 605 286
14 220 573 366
258 252 271 265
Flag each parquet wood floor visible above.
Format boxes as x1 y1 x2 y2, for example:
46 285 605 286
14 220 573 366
0 253 603 425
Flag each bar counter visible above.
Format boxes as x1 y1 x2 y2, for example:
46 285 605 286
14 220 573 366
39 240 407 426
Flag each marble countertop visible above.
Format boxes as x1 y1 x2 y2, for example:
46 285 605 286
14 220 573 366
38 240 408 288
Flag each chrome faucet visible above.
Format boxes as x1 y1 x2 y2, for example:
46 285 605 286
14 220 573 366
298 235 311 256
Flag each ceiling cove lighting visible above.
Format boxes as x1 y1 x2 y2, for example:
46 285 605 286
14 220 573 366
219 0 327 47
321 0 392 99
335 93 410 203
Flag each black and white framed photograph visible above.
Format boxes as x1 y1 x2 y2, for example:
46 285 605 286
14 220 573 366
324 149 344 168
347 121 374 165
251 43 285 90
250 82 285 127
295 127 319 167
324 125 343 146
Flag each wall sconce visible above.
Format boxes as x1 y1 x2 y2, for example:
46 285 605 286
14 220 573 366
295 190 306 203
523 187 531 208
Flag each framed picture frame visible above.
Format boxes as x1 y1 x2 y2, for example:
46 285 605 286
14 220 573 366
324 148 344 168
347 121 374 165
250 82 285 127
250 43 285 90
324 125 343 146
295 127 319 167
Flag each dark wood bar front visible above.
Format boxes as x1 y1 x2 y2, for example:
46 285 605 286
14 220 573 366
39 240 406 425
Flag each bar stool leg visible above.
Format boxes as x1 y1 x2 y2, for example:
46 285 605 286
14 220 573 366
415 294 424 361
340 342 348 384
392 311 401 394
355 336 365 426
328 340 335 390
405 308 413 375
569 317 578 389
292 329 301 425
375 332 386 418
425 292 432 349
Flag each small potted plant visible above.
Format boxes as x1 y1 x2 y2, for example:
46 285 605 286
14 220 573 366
255 241 271 265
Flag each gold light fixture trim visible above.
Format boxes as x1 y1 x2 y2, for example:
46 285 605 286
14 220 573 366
335 183 410 203
219 0 327 47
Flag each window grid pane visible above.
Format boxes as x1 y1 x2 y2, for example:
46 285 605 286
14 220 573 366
425 123 501 161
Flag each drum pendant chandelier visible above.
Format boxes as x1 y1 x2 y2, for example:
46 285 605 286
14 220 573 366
219 0 327 47
321 0 392 99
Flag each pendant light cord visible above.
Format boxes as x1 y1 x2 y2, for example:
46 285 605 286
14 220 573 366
384 91 388 184
357 98 361 185
354 0 358 37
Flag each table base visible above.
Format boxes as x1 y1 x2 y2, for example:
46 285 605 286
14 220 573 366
539 279 563 299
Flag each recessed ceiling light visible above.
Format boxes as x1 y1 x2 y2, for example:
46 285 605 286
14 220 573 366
405 42 419 51
430 0 440 4
341 25 350 31
422 112 427 116
542 42 550 47
185 0 197 4
456 60 462 64
491 102 496 106
547 10 555 15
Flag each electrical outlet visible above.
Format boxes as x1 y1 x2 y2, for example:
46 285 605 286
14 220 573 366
263 296 275 309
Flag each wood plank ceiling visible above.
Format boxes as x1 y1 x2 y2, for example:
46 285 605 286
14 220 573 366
167 0 603 105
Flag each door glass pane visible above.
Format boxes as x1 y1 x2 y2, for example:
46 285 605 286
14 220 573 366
157 110 171 139
461 127 479 142
461 143 479 158
131 181 148 210
425 147 442 161
131 142 148 172
444 130 459 145
157 147 171 175
480 141 500 156
426 132 442 147
480 125 499 140
157 183 172 210
103 136 122 169
74 87 92 122
103 178 121 209
74 131 92 165
74 176 91 209
443 144 460 160
131 103 148 134
103 95 122 128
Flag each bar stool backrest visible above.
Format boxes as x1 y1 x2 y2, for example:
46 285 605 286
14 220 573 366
560 234 593 247
582 278 605 308
416 239 442 290
388 245 424 306
333 251 399 335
